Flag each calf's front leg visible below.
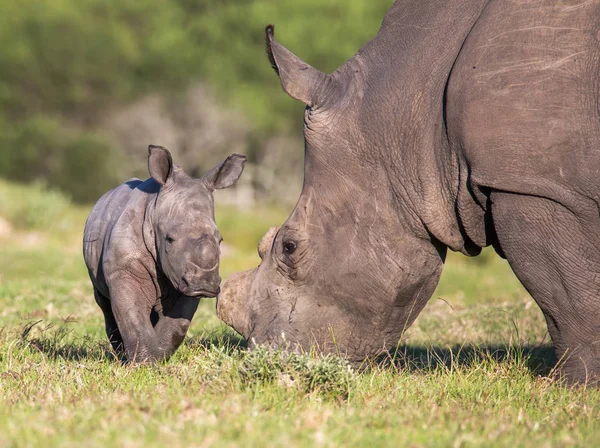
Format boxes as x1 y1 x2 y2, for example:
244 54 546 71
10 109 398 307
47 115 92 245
108 277 163 363
152 296 200 360
93 288 124 356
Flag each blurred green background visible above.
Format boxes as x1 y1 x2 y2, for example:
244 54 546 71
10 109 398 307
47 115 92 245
0 0 394 204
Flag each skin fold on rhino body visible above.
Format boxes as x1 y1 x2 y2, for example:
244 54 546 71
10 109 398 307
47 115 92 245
84 145 245 363
217 0 600 384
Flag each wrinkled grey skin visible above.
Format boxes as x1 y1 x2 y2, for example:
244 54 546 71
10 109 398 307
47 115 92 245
218 0 600 384
84 145 245 363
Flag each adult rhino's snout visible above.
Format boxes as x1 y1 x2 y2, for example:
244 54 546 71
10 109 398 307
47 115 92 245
218 227 277 337
216 269 255 338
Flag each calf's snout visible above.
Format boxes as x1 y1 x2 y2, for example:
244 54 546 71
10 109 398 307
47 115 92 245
175 237 222 297
194 237 220 270
178 268 221 297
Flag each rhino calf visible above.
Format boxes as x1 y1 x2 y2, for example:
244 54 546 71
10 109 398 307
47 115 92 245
84 145 245 363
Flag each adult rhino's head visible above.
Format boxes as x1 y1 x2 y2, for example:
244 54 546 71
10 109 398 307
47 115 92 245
217 26 448 362
147 145 245 298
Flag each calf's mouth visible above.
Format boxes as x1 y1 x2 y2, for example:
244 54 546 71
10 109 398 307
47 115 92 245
185 287 220 298
178 279 221 298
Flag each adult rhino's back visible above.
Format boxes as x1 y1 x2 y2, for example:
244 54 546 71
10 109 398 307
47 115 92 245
448 0 600 209
83 179 145 291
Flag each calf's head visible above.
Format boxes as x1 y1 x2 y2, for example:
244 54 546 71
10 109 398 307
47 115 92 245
217 27 445 362
147 145 245 297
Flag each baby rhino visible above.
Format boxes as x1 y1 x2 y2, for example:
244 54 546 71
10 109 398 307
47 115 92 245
84 145 245 363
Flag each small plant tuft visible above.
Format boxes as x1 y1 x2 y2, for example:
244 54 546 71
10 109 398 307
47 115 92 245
239 346 354 399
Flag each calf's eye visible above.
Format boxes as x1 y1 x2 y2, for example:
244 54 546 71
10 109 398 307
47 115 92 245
283 240 297 255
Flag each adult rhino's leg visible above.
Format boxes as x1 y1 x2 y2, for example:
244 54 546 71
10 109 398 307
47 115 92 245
492 192 600 385
152 296 200 360
93 288 124 357
108 278 162 364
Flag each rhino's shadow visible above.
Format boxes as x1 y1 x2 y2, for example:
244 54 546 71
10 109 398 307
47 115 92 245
187 331 557 377
184 331 248 354
21 321 249 363
379 344 557 377
24 336 118 363
20 320 120 362
21 319 557 377
28 340 118 362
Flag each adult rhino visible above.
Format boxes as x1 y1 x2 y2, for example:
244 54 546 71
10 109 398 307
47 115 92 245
218 0 600 384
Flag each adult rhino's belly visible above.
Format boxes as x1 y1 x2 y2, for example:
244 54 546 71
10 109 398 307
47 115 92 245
446 0 600 205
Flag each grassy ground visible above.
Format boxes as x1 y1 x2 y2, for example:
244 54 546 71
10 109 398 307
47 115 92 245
0 180 599 447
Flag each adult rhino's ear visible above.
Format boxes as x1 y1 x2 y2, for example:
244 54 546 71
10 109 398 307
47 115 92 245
266 24 333 107
148 145 173 186
203 154 246 191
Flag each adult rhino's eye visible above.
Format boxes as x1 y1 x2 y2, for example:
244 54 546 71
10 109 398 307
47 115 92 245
166 235 175 245
283 240 297 255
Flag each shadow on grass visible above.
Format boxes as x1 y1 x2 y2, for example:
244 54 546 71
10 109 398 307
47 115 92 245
20 320 247 363
20 320 557 378
378 344 557 377
185 332 558 379
185 331 248 353
20 320 117 362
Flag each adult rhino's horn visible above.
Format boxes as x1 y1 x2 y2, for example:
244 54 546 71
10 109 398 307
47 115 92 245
265 24 332 108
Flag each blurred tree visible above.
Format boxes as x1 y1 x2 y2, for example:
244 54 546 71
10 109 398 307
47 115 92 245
0 0 393 202
181 0 392 133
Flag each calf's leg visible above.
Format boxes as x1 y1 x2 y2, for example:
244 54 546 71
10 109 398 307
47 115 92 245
93 288 124 356
108 279 163 363
152 296 200 360
492 192 600 384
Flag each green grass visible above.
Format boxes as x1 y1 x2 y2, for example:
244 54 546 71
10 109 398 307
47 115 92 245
1 180 599 447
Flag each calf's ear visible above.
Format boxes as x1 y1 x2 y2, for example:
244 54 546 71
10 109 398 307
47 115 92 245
148 145 173 186
266 24 332 107
203 154 246 191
